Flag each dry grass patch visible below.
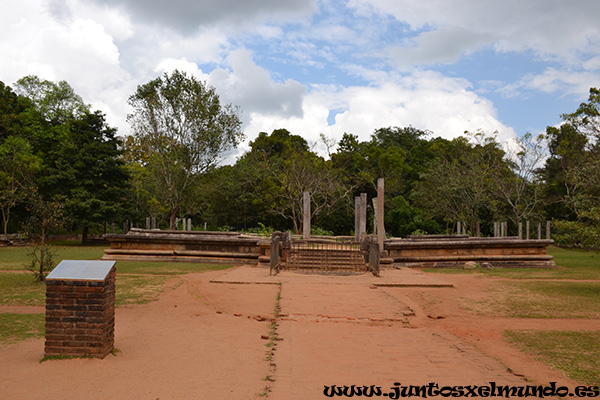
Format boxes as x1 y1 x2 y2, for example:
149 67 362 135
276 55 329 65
506 330 600 387
0 313 45 343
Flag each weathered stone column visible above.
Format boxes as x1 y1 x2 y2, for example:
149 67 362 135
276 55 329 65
376 178 385 252
354 196 360 241
359 193 367 239
526 221 530 240
303 191 311 239
518 222 523 239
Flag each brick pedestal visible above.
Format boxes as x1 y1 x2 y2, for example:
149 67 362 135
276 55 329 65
45 260 116 359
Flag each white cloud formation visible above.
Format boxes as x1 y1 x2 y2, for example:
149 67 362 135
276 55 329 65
351 0 600 67
87 0 316 34
208 49 307 120
243 70 517 158
499 68 600 100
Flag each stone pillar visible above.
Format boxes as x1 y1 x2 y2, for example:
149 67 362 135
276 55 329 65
500 222 505 237
359 193 367 239
45 260 116 359
546 220 551 240
376 178 385 252
538 222 542 240
526 221 530 240
354 196 360 241
146 217 151 230
303 191 311 239
518 222 523 239
457 221 461 235
372 199 378 234
187 218 192 231
123 221 128 234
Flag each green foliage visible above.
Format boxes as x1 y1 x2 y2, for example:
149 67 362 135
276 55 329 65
25 243 56 282
0 135 41 234
243 222 274 237
127 69 243 230
552 218 600 249
311 226 334 236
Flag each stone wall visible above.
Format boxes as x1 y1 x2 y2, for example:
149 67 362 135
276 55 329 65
103 229 262 264
386 237 556 268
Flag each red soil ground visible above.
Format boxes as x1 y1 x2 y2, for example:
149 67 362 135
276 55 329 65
1 266 598 399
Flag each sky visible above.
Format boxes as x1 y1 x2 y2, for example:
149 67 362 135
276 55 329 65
2 0 600 160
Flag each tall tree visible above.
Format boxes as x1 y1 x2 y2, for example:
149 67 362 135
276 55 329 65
49 111 130 243
0 135 41 235
127 70 243 229
494 132 547 226
412 132 504 232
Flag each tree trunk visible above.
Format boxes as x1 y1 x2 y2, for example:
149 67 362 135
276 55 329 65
1 206 8 236
170 210 177 231
82 226 89 245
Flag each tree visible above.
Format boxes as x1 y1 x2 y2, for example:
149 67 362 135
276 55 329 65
494 132 547 226
0 135 41 235
50 111 130 243
23 191 65 282
412 132 504 233
127 70 243 229
240 129 353 233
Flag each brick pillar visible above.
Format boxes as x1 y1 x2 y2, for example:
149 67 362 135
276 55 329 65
45 260 116 359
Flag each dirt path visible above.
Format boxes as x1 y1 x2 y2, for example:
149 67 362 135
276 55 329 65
267 275 581 399
0 270 279 400
1 267 596 399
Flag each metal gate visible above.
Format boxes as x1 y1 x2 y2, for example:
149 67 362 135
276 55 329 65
270 232 379 276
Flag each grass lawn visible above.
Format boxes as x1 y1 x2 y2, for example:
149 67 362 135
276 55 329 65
0 313 45 343
491 281 600 319
505 330 600 388
0 245 106 271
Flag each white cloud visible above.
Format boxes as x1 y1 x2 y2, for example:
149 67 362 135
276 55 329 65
499 68 600 100
388 26 494 67
87 0 316 34
208 49 307 120
351 0 600 66
242 69 517 158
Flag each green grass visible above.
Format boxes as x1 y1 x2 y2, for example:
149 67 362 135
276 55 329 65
505 330 600 387
494 281 600 319
0 245 107 271
0 272 176 307
0 273 46 306
115 261 232 275
0 313 45 343
116 275 172 305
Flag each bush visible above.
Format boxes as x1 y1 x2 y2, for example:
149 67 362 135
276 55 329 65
552 219 600 249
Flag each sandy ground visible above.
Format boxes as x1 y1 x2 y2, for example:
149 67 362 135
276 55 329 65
1 266 598 399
